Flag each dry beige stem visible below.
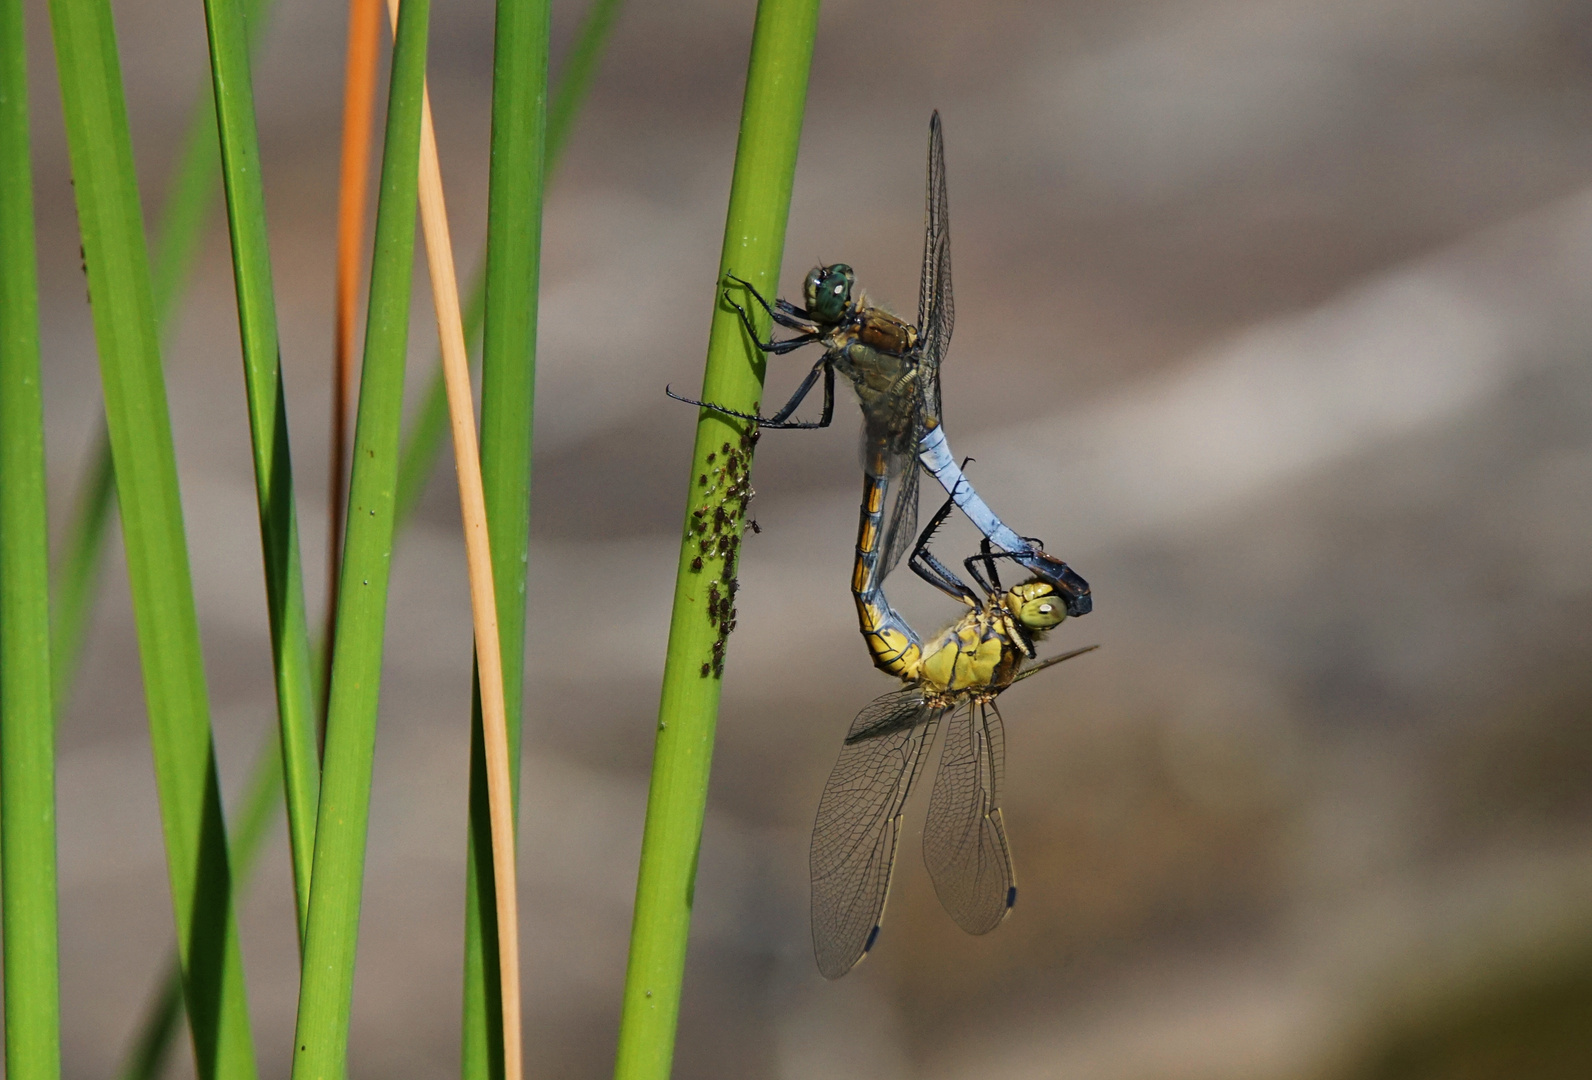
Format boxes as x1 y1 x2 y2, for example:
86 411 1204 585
383 2 522 1077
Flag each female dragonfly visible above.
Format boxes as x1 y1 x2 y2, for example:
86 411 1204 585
671 113 1091 618
810 482 1095 978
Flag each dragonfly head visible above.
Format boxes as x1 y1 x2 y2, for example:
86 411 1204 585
1007 581 1069 634
1010 550 1092 617
803 264 855 324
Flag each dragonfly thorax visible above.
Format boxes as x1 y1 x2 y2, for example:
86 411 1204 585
918 602 1025 696
852 306 918 357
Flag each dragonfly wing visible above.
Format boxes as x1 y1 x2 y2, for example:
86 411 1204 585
923 696 1016 935
811 688 947 979
877 438 920 582
917 112 954 373
918 112 953 357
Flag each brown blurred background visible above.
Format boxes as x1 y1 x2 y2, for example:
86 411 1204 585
20 0 1592 1076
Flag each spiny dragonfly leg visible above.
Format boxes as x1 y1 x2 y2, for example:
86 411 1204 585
971 536 1043 658
978 543 1093 620
971 536 1004 595
724 272 820 334
976 534 1040 657
664 387 761 424
723 292 818 354
909 485 980 604
921 462 997 596
945 456 1004 596
765 356 834 427
979 542 1051 587
665 355 835 431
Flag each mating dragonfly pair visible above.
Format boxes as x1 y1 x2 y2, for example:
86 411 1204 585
673 113 1094 978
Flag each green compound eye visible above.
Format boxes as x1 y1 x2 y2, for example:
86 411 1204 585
1010 582 1067 631
804 263 854 323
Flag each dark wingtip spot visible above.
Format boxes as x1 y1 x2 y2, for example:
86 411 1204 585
1006 886 1017 909
864 924 881 953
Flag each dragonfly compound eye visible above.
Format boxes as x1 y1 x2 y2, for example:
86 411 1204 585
1010 582 1067 631
805 263 854 323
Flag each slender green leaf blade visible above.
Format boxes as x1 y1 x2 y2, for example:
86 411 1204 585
44 0 259 1073
48 0 274 726
459 0 550 1071
199 0 320 944
117 714 288 1080
613 1 819 1076
1 0 63 1072
116 0 626 1071
288 0 429 1070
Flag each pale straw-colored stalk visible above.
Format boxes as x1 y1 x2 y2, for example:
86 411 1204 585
381 2 522 1077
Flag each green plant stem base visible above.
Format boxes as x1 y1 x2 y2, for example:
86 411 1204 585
612 1 820 1077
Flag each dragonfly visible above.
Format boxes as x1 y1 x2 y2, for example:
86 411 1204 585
811 483 1096 979
670 112 1091 618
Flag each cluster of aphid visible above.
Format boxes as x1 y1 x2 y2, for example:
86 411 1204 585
688 430 759 678
703 578 739 677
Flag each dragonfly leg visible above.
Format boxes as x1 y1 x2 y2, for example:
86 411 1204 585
933 461 999 596
765 356 834 427
970 536 1003 596
977 545 1092 619
1011 620 1039 659
724 272 820 334
724 291 820 354
665 356 835 430
909 488 980 604
972 538 1040 658
911 542 978 604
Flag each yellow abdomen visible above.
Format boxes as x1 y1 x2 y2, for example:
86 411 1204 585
856 594 922 679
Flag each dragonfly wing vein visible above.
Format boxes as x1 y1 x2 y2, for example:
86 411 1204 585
923 697 1015 935
878 442 921 582
919 112 954 374
811 689 946 979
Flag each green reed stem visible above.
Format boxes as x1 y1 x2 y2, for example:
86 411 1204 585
288 0 427 1071
199 0 319 945
109 2 623 1075
91 699 292 1080
612 1 818 1076
47 0 272 725
393 0 626 527
457 0 549 1071
1 0 62 1073
45 0 259 1073
116 727 284 1080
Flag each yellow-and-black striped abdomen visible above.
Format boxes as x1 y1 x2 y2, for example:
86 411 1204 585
852 467 921 679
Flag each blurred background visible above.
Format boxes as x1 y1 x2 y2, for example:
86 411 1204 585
20 0 1592 1076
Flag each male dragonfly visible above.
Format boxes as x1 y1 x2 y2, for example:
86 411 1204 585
810 483 1095 978
670 113 1091 618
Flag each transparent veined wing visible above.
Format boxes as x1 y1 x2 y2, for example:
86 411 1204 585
855 406 921 585
918 111 954 367
922 696 1016 935
917 111 954 442
876 430 921 583
811 688 948 979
